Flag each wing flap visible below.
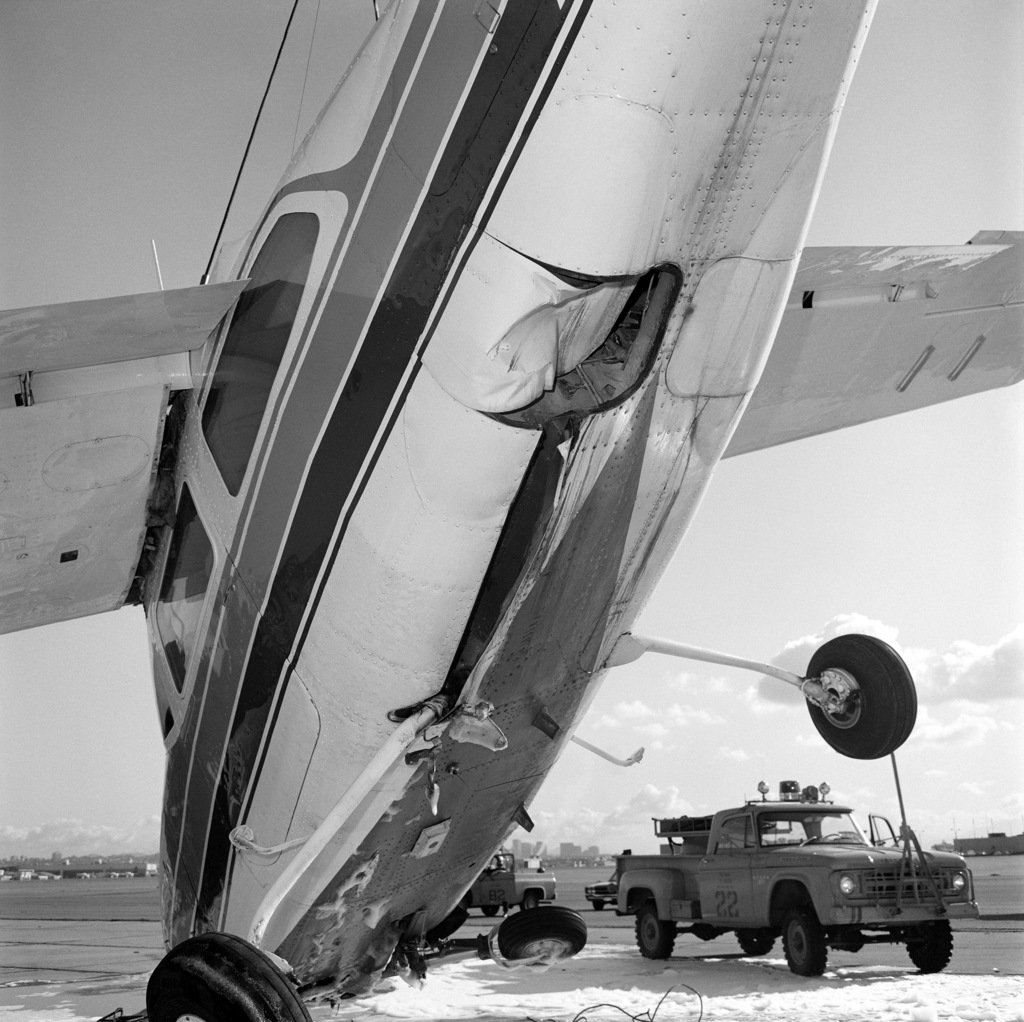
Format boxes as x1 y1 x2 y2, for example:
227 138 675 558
0 385 170 634
0 280 247 375
726 233 1024 457
0 280 246 635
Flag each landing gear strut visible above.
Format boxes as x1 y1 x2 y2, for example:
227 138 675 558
607 630 917 759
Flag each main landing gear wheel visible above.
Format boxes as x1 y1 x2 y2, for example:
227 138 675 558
806 634 917 760
496 906 587 962
146 932 311 1022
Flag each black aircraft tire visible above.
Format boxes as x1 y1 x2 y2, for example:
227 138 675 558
735 928 775 956
806 634 917 759
497 906 587 961
147 931 311 1022
782 909 827 977
906 920 954 973
635 901 676 959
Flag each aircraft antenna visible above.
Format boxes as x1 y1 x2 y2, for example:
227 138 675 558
201 0 302 285
291 0 322 155
150 239 165 291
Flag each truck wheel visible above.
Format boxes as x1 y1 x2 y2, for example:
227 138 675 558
497 906 587 962
805 634 917 760
736 929 775 956
147 932 311 1022
520 891 540 911
482 905 501 917
782 908 827 976
590 900 604 911
635 901 676 959
906 920 953 973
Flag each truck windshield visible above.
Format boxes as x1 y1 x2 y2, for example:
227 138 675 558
758 812 867 847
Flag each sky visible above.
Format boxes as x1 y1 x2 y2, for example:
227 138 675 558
0 1 1021 860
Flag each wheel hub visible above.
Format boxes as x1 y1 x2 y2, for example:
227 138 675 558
518 937 572 961
816 668 861 729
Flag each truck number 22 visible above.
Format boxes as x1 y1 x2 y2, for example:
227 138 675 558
714 889 739 918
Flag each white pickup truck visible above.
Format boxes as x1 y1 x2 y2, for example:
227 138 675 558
615 782 977 975
462 850 556 916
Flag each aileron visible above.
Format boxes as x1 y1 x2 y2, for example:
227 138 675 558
726 233 1024 457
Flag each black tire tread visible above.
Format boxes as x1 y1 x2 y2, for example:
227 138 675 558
906 920 953 973
782 908 827 976
806 634 917 760
147 931 310 1022
735 928 775 956
635 901 676 959
497 905 587 960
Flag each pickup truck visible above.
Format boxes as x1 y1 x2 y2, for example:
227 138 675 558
615 784 977 975
462 850 556 916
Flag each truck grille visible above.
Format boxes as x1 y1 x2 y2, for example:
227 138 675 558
858 868 962 902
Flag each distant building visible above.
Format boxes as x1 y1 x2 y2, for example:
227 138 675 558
954 833 1024 856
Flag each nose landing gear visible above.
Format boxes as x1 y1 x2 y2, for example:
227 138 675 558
607 630 917 760
146 932 311 1022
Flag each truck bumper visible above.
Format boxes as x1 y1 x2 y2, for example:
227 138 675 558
824 900 979 925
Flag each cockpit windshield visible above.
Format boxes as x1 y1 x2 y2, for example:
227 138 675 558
758 811 867 848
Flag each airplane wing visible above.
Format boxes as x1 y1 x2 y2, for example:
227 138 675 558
725 231 1024 457
0 281 246 635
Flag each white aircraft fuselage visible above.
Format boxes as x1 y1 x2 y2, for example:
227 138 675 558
147 0 877 997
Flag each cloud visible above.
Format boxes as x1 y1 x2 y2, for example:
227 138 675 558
911 625 1024 702
526 784 697 851
666 704 725 726
909 709 1000 749
600 784 696 828
669 671 732 695
956 780 991 797
634 722 669 739
613 700 656 720
716 746 751 761
0 817 160 859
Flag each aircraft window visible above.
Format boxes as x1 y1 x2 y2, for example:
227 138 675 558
202 211 319 495
154 485 214 693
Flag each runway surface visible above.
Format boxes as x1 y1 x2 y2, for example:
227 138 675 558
1 863 1021 1020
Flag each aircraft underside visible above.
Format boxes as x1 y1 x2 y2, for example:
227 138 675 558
146 0 885 999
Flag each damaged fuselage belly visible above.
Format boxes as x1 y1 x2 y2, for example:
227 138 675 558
146 0 876 999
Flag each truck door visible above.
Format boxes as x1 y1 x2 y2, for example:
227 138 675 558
696 813 757 925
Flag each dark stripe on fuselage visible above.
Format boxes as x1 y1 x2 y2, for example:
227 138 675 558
180 0 585 940
165 0 455 940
